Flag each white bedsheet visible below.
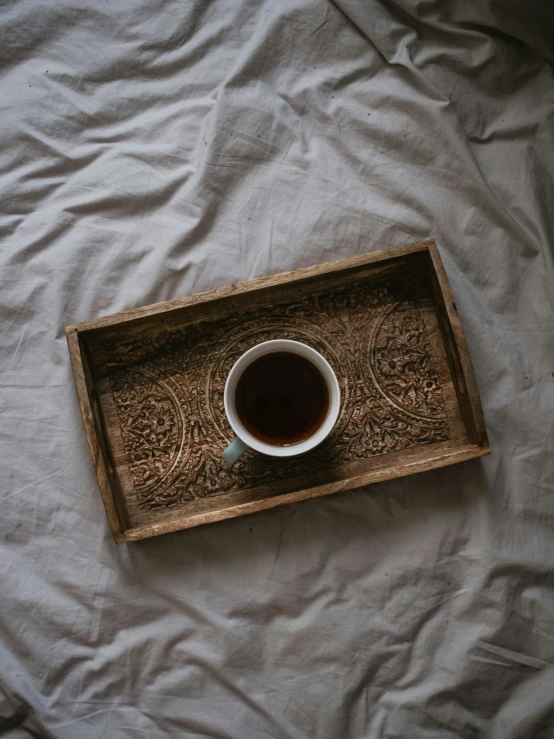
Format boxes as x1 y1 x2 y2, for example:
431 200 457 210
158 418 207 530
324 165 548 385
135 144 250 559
1 1 553 737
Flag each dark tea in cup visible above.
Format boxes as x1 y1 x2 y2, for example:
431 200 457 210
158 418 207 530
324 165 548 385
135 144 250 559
235 351 329 446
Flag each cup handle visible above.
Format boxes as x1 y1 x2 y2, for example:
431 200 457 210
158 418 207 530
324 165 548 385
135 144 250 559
222 437 249 466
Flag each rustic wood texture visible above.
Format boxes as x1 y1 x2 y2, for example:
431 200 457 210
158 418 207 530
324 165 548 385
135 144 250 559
426 243 488 446
67 241 430 335
66 329 126 537
66 240 490 543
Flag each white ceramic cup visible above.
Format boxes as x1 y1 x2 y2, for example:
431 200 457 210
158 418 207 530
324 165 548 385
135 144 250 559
222 339 341 465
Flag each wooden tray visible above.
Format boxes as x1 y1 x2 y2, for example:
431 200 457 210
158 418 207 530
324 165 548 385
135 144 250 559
66 240 489 543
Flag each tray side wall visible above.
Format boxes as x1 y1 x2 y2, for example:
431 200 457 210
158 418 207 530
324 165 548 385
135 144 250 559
67 241 435 336
426 244 488 447
66 328 128 540
118 441 490 543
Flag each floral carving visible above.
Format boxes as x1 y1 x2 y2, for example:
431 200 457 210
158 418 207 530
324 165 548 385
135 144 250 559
370 305 446 421
110 368 182 493
105 273 451 511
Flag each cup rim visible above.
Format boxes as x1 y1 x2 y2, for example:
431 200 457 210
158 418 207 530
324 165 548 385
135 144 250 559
223 339 341 458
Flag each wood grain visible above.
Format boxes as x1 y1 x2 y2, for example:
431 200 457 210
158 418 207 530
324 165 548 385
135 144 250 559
67 241 432 335
426 243 488 446
66 329 126 537
66 240 490 543
117 442 489 543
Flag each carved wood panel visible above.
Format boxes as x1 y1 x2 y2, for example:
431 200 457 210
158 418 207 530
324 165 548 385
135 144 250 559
99 270 453 514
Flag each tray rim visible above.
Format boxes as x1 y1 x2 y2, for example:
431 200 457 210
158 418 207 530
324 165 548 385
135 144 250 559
66 239 490 543
66 240 433 334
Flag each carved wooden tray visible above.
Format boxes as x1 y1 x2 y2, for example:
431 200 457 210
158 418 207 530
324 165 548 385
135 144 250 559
66 240 489 543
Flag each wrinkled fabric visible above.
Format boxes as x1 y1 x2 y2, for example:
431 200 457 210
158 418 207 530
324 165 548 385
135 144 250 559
1 0 554 737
